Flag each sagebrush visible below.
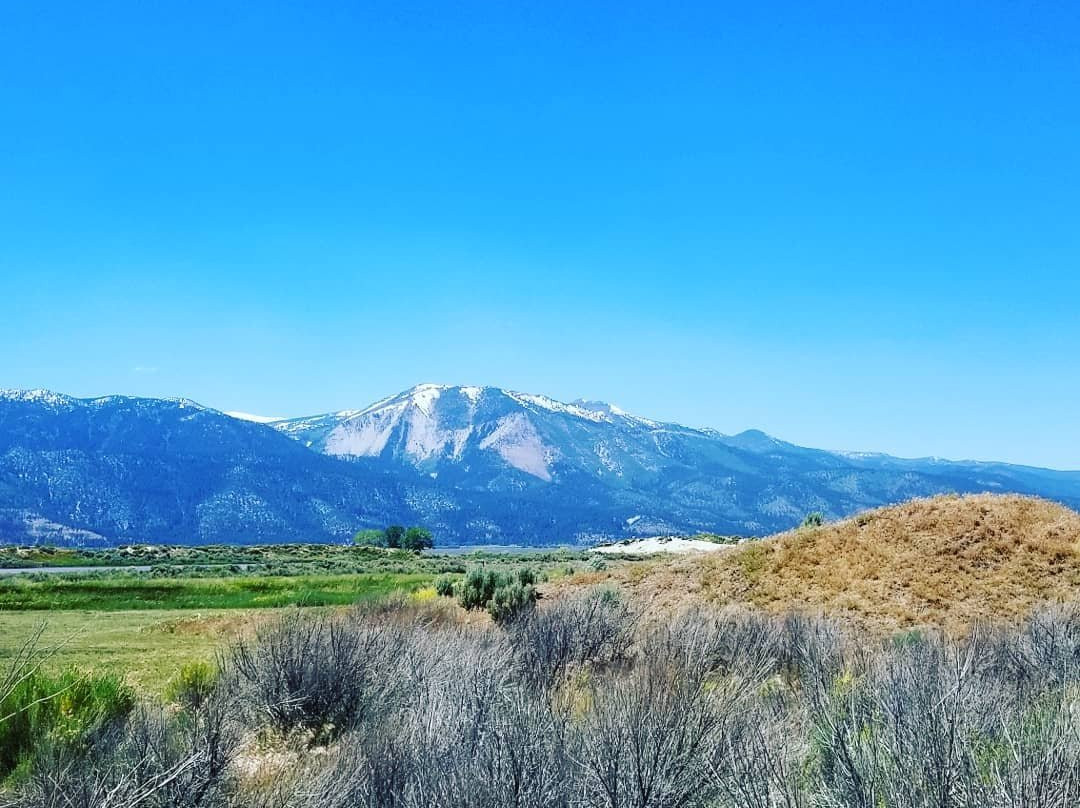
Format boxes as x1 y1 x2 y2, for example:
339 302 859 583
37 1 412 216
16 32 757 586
7 592 1080 807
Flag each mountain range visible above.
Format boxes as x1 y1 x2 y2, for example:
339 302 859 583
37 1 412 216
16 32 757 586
1 384 1078 546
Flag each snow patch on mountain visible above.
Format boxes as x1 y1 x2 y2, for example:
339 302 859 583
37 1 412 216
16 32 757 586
409 383 444 415
573 399 662 428
226 411 286 424
504 391 609 423
594 441 623 476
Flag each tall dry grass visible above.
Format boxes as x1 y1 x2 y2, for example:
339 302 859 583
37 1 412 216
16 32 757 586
581 494 1080 634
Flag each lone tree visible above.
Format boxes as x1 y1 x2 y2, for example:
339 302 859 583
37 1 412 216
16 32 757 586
384 525 406 549
401 526 434 552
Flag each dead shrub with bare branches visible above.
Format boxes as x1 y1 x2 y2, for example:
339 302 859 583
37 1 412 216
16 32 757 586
8 591 1080 808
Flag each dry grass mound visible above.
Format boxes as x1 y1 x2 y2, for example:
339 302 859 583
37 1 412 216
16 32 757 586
566 494 1080 634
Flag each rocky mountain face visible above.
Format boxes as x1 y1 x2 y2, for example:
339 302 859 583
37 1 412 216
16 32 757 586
2 385 1079 546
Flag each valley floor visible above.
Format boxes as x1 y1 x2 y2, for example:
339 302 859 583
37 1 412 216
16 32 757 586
0 545 598 694
0 609 261 693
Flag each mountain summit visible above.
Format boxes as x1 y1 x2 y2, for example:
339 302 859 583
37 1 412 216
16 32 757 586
263 383 1080 540
1 384 1079 546
269 384 677 483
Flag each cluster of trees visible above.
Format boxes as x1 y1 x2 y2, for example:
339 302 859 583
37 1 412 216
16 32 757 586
351 524 433 551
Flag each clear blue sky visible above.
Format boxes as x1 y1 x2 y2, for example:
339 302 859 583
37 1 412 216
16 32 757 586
1 1 1078 469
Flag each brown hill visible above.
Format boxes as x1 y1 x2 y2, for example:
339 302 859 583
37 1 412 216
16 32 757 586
566 494 1080 634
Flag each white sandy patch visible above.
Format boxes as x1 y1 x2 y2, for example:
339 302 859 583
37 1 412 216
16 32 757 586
591 537 732 555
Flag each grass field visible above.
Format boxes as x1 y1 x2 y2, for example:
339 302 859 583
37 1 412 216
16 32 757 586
0 609 265 692
0 571 436 611
0 545 602 694
0 568 440 692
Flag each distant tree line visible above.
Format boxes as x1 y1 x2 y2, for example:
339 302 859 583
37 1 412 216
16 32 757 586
351 525 434 551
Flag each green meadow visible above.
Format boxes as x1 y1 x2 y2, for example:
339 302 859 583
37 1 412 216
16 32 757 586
0 545 596 694
0 571 435 611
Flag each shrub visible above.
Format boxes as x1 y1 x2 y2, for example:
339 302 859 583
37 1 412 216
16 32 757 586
229 610 414 742
459 569 500 611
22 698 239 808
801 511 825 528
14 596 1080 806
164 661 218 710
434 576 456 597
0 669 135 781
457 568 538 621
488 582 537 623
509 587 637 689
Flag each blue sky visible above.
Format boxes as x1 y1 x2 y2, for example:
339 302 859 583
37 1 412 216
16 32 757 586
1 1 1078 469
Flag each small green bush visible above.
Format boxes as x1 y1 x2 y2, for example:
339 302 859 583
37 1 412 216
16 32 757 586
459 569 501 611
164 660 218 709
487 582 537 623
0 669 134 780
457 567 538 622
801 512 825 528
517 567 536 586
434 576 456 597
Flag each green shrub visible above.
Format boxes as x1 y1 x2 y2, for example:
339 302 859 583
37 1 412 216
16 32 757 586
164 660 218 709
0 669 134 780
459 569 501 611
517 567 536 586
434 576 456 597
456 568 538 622
487 582 537 623
801 512 825 528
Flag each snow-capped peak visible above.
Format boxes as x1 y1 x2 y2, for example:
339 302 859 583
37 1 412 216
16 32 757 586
350 383 451 419
0 389 217 415
265 384 701 484
570 398 662 428
407 383 445 415
0 388 75 407
502 391 610 422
